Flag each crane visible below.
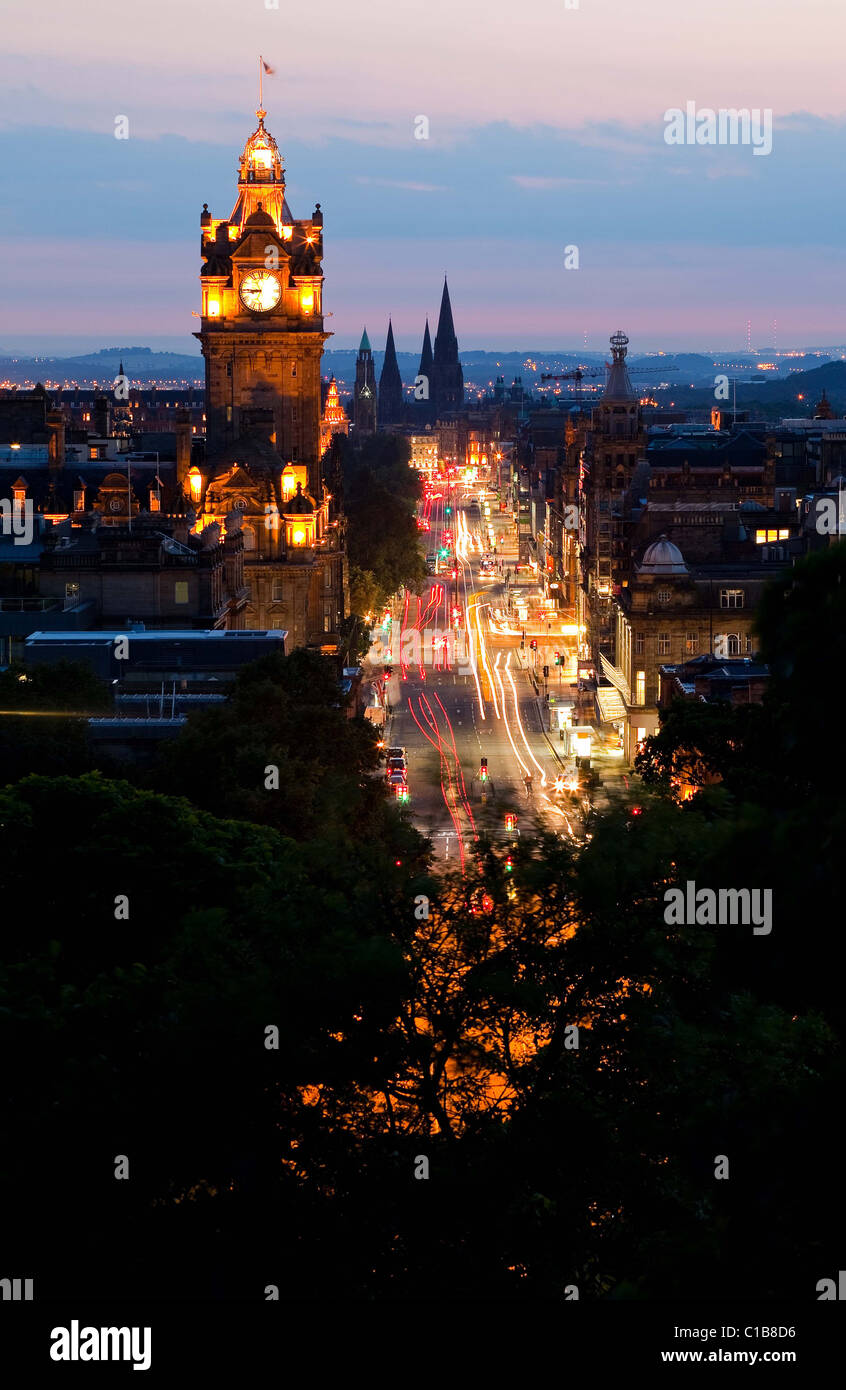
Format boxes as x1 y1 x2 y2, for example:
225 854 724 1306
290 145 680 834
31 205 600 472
540 366 603 398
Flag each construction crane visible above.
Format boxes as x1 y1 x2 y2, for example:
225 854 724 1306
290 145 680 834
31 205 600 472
540 366 603 398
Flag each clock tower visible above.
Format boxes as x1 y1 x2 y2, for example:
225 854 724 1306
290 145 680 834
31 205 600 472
353 328 377 433
196 105 327 500
191 105 349 647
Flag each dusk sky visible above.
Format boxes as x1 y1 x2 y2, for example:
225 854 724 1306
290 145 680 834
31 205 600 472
1 0 844 355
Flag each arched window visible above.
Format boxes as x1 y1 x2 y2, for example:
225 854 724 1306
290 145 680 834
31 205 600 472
241 525 256 552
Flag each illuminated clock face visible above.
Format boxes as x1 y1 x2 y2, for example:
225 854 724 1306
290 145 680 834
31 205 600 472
239 270 281 313
360 385 372 398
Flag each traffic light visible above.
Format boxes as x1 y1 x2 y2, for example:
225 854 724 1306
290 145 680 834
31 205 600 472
530 639 538 651
554 651 561 666
480 757 488 783
505 812 516 831
445 505 452 515
504 854 514 874
384 664 392 679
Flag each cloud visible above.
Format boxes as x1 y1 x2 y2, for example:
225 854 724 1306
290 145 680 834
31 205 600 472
355 177 447 193
511 175 613 189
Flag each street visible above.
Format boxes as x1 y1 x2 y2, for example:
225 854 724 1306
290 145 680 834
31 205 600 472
368 477 594 864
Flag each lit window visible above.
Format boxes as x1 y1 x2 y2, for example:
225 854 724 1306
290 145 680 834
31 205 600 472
174 581 189 604
188 468 202 504
720 588 744 609
686 632 699 654
656 588 671 604
635 670 646 704
73 490 85 510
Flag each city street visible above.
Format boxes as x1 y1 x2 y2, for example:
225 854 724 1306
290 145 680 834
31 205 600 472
369 478 593 865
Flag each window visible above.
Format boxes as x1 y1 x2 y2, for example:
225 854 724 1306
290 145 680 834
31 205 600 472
65 582 79 603
656 588 671 604
149 492 161 512
242 525 256 552
272 579 285 601
73 489 85 511
657 633 670 656
755 528 790 544
727 634 741 656
745 634 753 653
635 670 646 704
634 632 644 656
271 619 286 630
324 615 331 632
324 565 333 590
686 631 699 654
174 581 189 604
720 588 744 609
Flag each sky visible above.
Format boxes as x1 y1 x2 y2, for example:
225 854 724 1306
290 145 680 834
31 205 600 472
1 0 845 355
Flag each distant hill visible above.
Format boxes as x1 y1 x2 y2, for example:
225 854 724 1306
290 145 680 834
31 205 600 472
0 346 203 386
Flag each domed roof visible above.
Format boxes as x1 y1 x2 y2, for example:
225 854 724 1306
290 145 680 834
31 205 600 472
284 481 314 515
639 534 688 574
244 202 276 228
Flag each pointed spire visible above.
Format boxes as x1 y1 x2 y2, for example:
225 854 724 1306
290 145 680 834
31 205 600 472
434 277 457 356
431 278 463 414
378 319 404 425
359 326 371 353
418 318 433 379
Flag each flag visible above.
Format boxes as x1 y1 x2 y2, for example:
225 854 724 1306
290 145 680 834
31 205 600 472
262 60 276 75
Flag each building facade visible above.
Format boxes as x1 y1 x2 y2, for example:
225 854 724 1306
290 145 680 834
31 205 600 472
192 105 347 648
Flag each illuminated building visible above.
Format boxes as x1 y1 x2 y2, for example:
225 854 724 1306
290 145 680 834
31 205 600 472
319 376 349 457
193 103 347 646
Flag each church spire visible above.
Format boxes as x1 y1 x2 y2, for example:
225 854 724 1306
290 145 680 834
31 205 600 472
418 318 433 379
378 319 404 425
434 277 457 357
431 277 463 415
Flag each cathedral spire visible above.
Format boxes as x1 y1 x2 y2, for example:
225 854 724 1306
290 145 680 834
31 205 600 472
378 318 404 425
434 277 457 357
418 318 433 379
431 277 463 415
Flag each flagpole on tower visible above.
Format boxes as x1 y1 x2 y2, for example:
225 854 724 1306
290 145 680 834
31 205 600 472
259 54 263 113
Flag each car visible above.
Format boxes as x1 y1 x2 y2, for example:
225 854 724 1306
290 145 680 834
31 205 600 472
387 770 407 788
385 746 407 762
386 757 406 775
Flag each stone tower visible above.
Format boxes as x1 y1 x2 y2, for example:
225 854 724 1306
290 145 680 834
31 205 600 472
195 104 327 500
353 328 377 433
